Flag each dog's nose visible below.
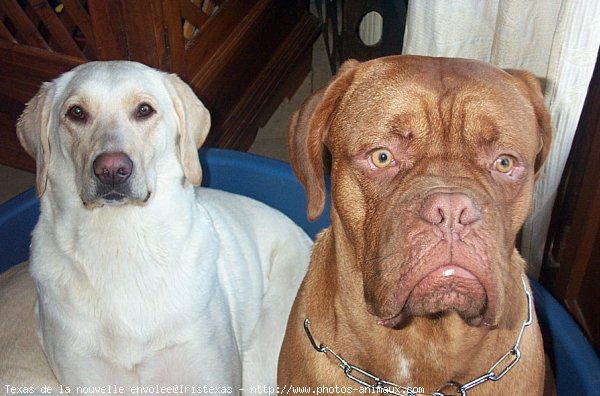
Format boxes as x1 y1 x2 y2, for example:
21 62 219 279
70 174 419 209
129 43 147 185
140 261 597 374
93 152 133 185
420 193 481 228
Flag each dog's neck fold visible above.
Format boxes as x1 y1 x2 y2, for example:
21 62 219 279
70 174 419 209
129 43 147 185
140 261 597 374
307 219 531 389
304 250 533 392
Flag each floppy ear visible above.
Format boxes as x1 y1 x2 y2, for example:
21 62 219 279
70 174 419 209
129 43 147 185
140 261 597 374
505 69 553 178
165 73 211 186
288 59 360 221
16 82 54 197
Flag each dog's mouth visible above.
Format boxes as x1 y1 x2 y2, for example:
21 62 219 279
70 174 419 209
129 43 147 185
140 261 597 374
82 189 152 208
377 265 493 328
102 191 128 202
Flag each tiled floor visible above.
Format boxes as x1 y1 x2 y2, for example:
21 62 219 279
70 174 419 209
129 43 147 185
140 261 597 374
0 31 331 206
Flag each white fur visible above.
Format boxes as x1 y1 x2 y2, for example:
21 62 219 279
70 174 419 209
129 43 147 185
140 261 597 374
17 61 311 394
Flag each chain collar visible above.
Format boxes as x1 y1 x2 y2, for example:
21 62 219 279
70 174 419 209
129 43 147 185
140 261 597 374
303 275 533 396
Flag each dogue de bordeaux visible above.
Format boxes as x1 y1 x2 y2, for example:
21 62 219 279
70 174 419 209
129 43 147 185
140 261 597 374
279 55 551 395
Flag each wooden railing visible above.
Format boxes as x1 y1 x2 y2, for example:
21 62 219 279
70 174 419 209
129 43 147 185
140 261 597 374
0 0 320 172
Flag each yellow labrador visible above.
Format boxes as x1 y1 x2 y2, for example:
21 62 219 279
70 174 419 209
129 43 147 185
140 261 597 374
11 61 311 393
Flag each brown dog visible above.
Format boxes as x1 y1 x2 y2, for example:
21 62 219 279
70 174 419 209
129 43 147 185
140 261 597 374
278 55 550 395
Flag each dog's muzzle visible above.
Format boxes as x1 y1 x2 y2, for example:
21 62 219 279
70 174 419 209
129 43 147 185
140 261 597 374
91 151 134 202
82 151 151 208
369 190 499 328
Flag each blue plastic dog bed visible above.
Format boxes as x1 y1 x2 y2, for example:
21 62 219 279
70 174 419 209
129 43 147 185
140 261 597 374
0 148 598 394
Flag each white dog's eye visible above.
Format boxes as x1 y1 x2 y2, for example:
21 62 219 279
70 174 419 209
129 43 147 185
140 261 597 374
66 105 87 122
136 103 155 118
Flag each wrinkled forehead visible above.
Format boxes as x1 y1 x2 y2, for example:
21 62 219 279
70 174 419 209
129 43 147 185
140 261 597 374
53 62 171 110
330 58 540 157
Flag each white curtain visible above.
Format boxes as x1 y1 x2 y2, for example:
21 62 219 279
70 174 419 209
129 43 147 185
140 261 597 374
402 0 600 276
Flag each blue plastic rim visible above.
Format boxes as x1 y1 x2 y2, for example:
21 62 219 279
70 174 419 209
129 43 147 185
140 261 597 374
0 148 598 394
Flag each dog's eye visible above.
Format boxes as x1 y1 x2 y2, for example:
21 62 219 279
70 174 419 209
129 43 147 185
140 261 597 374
66 105 86 121
136 103 155 118
370 149 394 168
494 155 516 173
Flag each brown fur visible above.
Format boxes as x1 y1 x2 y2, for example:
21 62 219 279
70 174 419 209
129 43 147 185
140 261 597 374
279 56 550 395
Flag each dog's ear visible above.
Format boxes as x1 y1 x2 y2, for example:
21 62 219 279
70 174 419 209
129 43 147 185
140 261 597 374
17 82 54 197
165 73 211 186
505 69 553 178
289 59 360 221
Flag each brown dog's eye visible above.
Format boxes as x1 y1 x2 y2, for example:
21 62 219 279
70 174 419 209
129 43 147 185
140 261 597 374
371 149 394 168
66 105 86 121
494 155 516 173
136 103 155 118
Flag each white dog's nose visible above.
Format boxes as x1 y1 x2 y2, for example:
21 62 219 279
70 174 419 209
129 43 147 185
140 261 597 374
93 152 133 186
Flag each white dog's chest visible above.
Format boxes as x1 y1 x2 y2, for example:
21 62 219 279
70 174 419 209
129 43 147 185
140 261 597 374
37 248 220 366
33 201 226 355
31 189 292 363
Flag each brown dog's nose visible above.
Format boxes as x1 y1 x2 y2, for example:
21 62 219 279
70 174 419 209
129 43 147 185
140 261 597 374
93 152 133 185
420 193 481 228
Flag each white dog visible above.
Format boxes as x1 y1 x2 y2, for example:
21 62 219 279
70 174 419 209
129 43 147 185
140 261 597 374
14 61 311 393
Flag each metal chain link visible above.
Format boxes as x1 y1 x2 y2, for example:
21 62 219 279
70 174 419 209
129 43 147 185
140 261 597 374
303 275 533 396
